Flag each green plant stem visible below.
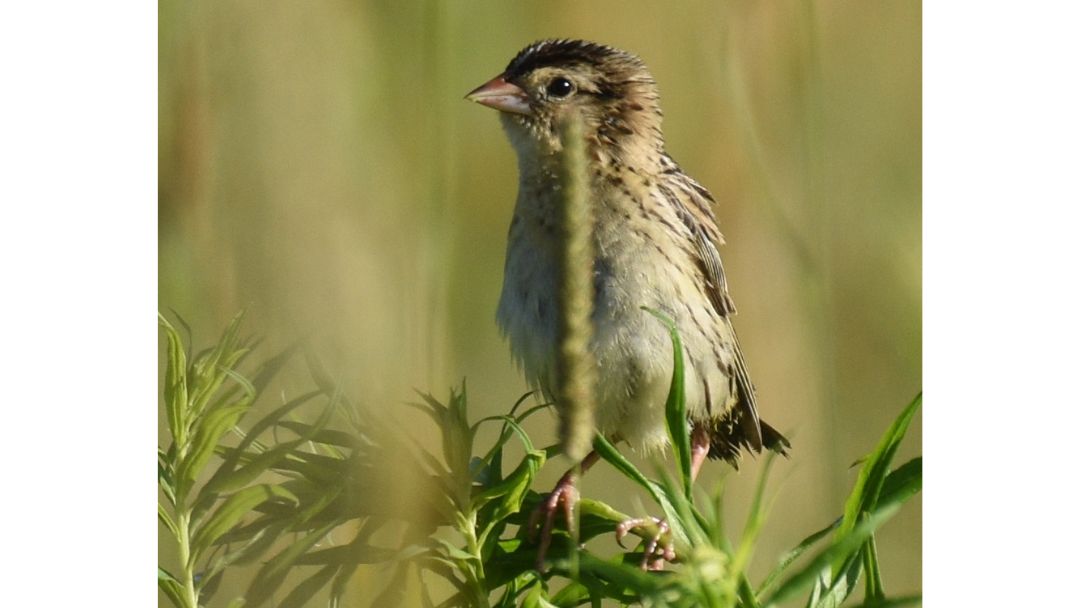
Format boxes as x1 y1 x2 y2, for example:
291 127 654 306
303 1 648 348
460 511 491 608
176 508 198 608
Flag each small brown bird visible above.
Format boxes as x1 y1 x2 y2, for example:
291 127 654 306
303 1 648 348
467 39 788 568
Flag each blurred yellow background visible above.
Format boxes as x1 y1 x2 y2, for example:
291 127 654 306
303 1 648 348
160 0 920 604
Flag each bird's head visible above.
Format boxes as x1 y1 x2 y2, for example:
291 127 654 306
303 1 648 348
466 39 665 166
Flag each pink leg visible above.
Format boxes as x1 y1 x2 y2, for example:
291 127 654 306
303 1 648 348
528 450 600 571
690 424 711 482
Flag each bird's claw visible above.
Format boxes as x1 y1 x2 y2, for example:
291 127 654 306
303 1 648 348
615 516 675 571
527 477 579 571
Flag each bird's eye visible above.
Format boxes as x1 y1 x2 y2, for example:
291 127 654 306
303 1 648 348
545 77 575 98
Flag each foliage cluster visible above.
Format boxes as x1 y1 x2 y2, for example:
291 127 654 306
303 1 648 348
159 313 920 607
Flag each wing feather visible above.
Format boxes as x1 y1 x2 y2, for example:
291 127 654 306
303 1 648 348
659 168 764 451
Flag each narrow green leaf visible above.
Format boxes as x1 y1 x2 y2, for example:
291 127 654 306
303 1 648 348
158 566 180 583
159 503 179 539
763 503 901 607
757 518 840 597
199 438 305 499
329 560 358 607
176 402 250 493
847 595 922 608
244 521 338 607
567 552 663 595
738 576 761 608
433 536 478 563
159 456 176 506
592 435 662 505
216 521 289 567
473 449 544 512
471 414 536 454
836 395 921 542
521 580 545 608
368 563 415 608
278 565 339 608
159 314 188 449
643 307 691 498
293 542 395 566
593 434 690 547
878 457 922 508
732 452 777 577
187 311 249 420
550 581 591 607
275 421 357 448
862 535 884 601
207 390 321 484
191 484 298 559
812 552 863 608
158 576 188 608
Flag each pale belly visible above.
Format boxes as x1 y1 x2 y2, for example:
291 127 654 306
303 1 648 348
496 218 738 453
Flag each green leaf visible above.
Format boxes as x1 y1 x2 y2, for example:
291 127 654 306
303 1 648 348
731 452 777 578
811 551 863 608
878 457 922 508
592 434 689 547
757 518 840 597
158 503 179 539
158 572 188 608
763 503 901 607
187 312 250 422
862 535 884 601
592 434 662 506
205 390 322 490
759 456 922 601
550 581 591 607
835 394 921 545
191 484 298 560
567 552 663 596
158 450 176 506
521 580 545 608
158 566 180 583
176 402 250 494
643 307 691 499
278 564 339 608
473 449 545 513
276 421 358 448
244 521 339 607
846 595 922 608
159 314 189 448
199 438 306 499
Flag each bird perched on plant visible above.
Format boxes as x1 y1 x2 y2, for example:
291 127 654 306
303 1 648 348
466 39 789 569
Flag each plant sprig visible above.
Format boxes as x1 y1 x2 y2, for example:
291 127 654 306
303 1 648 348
159 312 921 607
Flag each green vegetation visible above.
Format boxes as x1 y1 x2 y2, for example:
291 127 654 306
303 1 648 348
159 313 921 607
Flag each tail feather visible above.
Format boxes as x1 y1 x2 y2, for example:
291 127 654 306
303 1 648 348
704 410 790 469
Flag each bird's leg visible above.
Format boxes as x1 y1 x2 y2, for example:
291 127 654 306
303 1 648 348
528 450 600 571
616 425 712 570
690 423 711 482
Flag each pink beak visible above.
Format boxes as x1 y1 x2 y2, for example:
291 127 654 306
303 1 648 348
465 75 532 116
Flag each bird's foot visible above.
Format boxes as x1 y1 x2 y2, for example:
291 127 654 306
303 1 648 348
527 475 579 572
615 516 675 571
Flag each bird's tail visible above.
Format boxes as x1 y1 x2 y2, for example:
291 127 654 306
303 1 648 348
760 420 791 457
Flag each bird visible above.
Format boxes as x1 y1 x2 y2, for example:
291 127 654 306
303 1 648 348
466 39 789 569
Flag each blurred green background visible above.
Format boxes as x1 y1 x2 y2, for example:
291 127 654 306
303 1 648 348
159 0 920 604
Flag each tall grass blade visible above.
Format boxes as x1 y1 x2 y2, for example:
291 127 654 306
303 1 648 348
644 307 692 499
835 394 921 545
762 503 900 607
555 111 597 462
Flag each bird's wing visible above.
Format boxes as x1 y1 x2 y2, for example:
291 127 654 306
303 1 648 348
658 170 764 451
